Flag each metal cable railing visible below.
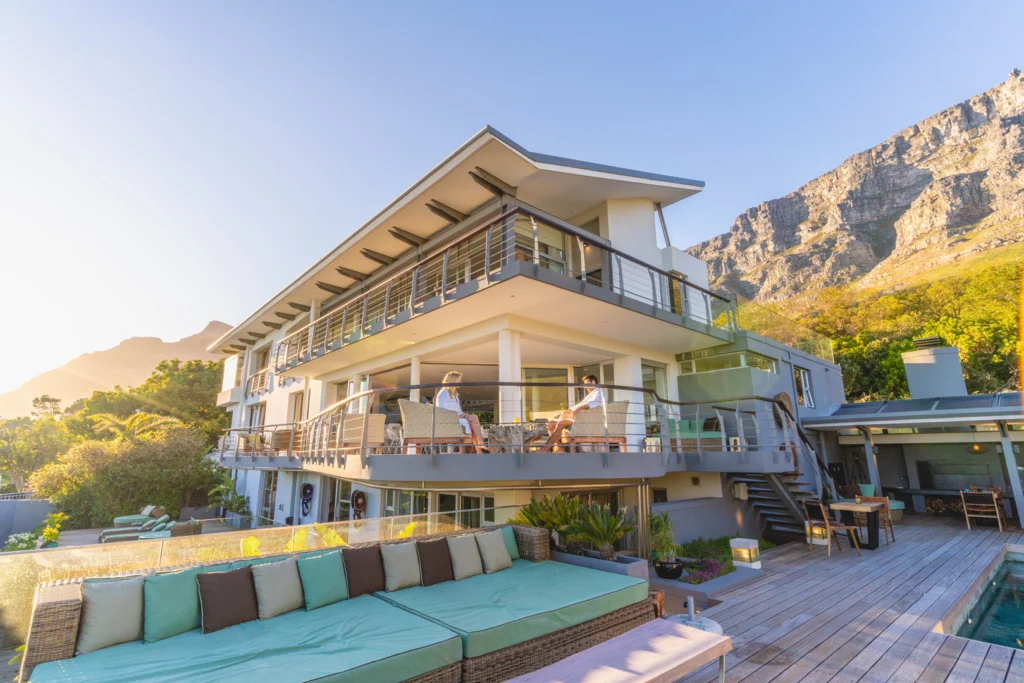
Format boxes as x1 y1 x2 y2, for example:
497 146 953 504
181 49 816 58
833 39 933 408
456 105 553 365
274 208 736 374
244 368 270 397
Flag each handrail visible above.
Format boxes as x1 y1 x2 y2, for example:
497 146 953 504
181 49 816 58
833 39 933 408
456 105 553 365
274 207 736 374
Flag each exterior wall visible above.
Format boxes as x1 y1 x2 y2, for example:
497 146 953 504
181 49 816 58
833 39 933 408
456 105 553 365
651 471 724 500
652 474 762 543
605 199 659 265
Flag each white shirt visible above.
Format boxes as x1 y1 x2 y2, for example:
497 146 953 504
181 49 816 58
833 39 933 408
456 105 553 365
570 387 603 412
435 388 471 433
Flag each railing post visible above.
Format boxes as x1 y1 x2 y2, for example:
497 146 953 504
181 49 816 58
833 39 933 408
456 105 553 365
694 405 701 461
429 401 437 469
714 409 727 453
530 217 540 266
484 228 493 283
410 267 419 310
614 255 624 296
702 292 712 325
339 306 348 345
441 250 450 301
360 296 369 334
576 236 587 282
360 407 370 469
602 388 610 467
383 283 392 325
649 270 659 310
735 401 744 452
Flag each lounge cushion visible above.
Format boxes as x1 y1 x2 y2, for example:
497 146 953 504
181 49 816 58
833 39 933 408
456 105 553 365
476 530 512 574
76 576 145 654
252 556 305 619
138 530 172 540
375 559 648 657
196 567 259 633
297 550 348 610
150 522 169 532
501 526 520 560
31 595 462 683
889 499 906 511
381 541 421 592
342 546 385 597
447 534 483 580
144 567 202 643
417 538 454 586
113 514 154 527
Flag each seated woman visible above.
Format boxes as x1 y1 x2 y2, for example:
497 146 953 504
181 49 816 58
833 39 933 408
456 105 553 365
435 370 488 454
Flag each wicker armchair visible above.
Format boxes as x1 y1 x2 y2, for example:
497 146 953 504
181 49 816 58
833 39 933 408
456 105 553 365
398 399 473 453
567 401 629 451
339 414 387 453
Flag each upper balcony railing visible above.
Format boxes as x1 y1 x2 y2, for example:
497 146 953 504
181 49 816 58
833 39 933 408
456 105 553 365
733 294 835 363
245 368 270 396
274 208 736 374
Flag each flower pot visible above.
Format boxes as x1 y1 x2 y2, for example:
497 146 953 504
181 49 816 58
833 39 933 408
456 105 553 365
655 560 684 580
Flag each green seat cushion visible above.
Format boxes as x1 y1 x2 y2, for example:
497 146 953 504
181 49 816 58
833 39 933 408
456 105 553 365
500 526 520 560
888 500 906 511
298 550 348 610
375 559 648 658
31 594 461 683
144 567 202 643
113 514 153 526
138 530 172 540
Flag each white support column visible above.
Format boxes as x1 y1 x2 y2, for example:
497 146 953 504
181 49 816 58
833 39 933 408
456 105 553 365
498 329 522 424
613 355 645 450
859 428 881 493
998 421 1023 521
409 356 422 403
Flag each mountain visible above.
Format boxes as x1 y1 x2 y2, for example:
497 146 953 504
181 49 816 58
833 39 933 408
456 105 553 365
0 322 231 418
688 69 1024 312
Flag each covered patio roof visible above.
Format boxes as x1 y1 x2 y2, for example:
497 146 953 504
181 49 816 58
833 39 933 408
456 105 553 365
803 392 1024 430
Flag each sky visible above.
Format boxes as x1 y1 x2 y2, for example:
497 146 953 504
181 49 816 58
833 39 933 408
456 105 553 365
1 1 1022 394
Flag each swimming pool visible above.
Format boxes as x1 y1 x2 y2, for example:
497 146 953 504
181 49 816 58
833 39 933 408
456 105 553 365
956 552 1024 649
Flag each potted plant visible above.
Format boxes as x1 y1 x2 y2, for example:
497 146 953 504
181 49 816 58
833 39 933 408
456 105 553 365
208 473 253 529
565 502 636 561
509 494 582 553
650 512 683 580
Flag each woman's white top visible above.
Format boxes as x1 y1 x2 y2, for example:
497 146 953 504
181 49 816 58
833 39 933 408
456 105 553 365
436 388 471 433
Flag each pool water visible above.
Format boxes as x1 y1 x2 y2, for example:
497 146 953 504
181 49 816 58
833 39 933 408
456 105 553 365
957 554 1024 649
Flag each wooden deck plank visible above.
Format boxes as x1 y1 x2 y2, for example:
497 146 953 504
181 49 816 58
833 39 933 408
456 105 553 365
918 635 968 682
1007 650 1024 683
975 644 1014 682
945 638 990 682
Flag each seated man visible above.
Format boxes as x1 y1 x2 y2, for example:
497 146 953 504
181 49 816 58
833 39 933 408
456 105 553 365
541 375 603 451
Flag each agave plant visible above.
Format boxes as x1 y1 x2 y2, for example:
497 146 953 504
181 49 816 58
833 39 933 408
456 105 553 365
509 494 582 551
567 502 636 561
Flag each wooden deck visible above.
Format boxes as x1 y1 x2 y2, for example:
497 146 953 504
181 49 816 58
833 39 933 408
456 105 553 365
680 515 1024 682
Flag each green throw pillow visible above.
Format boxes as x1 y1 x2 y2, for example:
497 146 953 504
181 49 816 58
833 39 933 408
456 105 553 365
858 483 876 497
297 550 348 610
143 566 202 643
501 526 520 560
150 522 168 532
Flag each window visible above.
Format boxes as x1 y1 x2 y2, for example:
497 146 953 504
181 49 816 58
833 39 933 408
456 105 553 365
288 392 304 423
794 367 815 408
652 488 668 504
248 403 266 428
435 492 494 528
233 355 244 387
325 479 352 522
678 351 778 375
484 496 495 524
258 471 278 526
255 347 271 371
523 368 569 421
383 489 429 518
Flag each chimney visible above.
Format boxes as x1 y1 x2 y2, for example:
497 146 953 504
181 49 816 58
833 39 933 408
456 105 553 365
901 337 968 399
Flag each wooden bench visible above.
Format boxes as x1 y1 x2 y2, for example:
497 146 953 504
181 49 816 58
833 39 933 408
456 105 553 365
507 619 732 683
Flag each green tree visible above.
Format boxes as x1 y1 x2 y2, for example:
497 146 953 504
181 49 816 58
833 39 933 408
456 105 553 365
31 395 62 419
0 416 73 490
89 412 184 439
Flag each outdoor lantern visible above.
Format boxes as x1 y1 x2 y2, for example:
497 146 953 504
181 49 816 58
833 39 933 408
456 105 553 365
805 522 829 546
729 538 761 569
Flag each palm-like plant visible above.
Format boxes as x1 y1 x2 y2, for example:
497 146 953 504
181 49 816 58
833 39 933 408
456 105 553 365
566 502 636 561
509 494 582 550
90 412 184 439
650 512 677 562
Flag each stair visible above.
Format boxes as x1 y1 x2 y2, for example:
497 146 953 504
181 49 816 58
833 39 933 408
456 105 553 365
731 472 816 537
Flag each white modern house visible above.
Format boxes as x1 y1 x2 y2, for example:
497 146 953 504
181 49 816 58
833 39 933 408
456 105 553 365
208 127 844 547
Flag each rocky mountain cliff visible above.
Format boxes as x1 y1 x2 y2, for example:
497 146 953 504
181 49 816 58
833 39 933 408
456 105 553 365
688 70 1024 309
0 321 231 418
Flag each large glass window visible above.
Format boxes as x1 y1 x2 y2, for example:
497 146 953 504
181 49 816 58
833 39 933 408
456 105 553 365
383 489 429 518
258 471 278 526
325 479 352 522
678 351 778 375
642 363 667 426
523 368 569 421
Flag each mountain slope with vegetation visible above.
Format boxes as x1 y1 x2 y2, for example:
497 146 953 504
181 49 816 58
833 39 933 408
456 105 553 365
688 71 1023 401
0 321 230 419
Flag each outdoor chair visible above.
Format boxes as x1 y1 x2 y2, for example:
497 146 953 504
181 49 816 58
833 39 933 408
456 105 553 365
270 427 302 454
803 499 861 557
339 414 387 453
101 516 173 543
566 401 629 451
961 490 1005 532
98 514 169 542
398 399 473 453
112 505 167 528
853 496 896 544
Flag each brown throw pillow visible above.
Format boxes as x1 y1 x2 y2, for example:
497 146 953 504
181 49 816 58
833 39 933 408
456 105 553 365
417 538 454 586
342 545 385 597
196 566 259 633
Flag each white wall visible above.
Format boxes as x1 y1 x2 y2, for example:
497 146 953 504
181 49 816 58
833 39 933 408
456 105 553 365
605 199 659 265
652 471 724 500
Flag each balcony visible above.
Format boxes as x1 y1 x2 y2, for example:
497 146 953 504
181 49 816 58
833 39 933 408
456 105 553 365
274 208 736 376
245 368 270 397
215 381 826 483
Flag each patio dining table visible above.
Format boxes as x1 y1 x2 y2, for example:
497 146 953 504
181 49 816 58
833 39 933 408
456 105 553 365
829 500 886 550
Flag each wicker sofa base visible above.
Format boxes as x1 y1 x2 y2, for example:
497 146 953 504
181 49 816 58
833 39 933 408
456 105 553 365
411 661 462 683
460 597 657 683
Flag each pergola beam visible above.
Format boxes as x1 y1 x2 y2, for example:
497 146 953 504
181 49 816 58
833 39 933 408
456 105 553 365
389 226 425 248
248 331 266 339
275 311 296 321
288 302 311 312
263 321 282 330
360 249 395 267
426 200 467 224
336 266 369 281
316 281 347 295
470 167 517 197
229 344 247 351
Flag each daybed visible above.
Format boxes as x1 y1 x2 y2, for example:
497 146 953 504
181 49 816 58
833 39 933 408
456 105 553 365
111 505 167 528
21 524 654 683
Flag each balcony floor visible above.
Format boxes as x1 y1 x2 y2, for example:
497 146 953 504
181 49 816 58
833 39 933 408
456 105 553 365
680 515 1024 682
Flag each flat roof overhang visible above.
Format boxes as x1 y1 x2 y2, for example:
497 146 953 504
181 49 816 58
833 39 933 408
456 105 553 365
804 408 1024 431
210 127 705 354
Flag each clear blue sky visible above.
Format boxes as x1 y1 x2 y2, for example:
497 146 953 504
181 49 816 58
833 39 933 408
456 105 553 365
1 1 1022 393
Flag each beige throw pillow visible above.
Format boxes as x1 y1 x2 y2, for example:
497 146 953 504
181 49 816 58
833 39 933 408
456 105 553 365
380 541 421 592
76 576 145 654
141 505 156 517
447 534 484 580
476 530 513 574
251 556 304 620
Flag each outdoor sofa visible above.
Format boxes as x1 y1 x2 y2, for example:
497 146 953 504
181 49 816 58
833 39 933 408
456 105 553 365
20 523 655 683
111 505 167 528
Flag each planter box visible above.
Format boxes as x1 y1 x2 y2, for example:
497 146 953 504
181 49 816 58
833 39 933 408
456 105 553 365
551 550 649 582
